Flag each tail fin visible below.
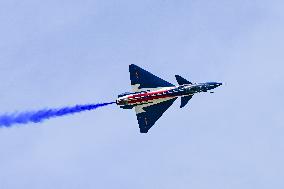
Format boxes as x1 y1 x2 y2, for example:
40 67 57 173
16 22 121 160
175 75 192 85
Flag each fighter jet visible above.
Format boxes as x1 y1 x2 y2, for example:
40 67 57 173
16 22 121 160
116 64 222 133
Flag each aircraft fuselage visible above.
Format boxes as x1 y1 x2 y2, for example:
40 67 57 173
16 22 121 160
116 82 222 108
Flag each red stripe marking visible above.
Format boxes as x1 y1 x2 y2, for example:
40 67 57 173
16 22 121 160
127 94 174 104
128 88 174 98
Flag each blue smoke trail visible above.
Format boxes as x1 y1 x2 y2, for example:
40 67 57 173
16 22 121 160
0 102 115 127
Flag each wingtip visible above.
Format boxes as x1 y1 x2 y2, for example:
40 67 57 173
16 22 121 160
140 129 148 133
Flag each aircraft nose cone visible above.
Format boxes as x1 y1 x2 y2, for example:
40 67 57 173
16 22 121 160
209 82 222 87
206 82 222 90
211 82 222 89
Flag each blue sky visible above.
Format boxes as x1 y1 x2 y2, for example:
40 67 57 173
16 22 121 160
0 0 283 188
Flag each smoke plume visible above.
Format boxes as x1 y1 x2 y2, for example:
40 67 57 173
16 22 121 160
0 102 115 127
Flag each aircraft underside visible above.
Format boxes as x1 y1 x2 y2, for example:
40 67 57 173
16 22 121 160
116 64 221 133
